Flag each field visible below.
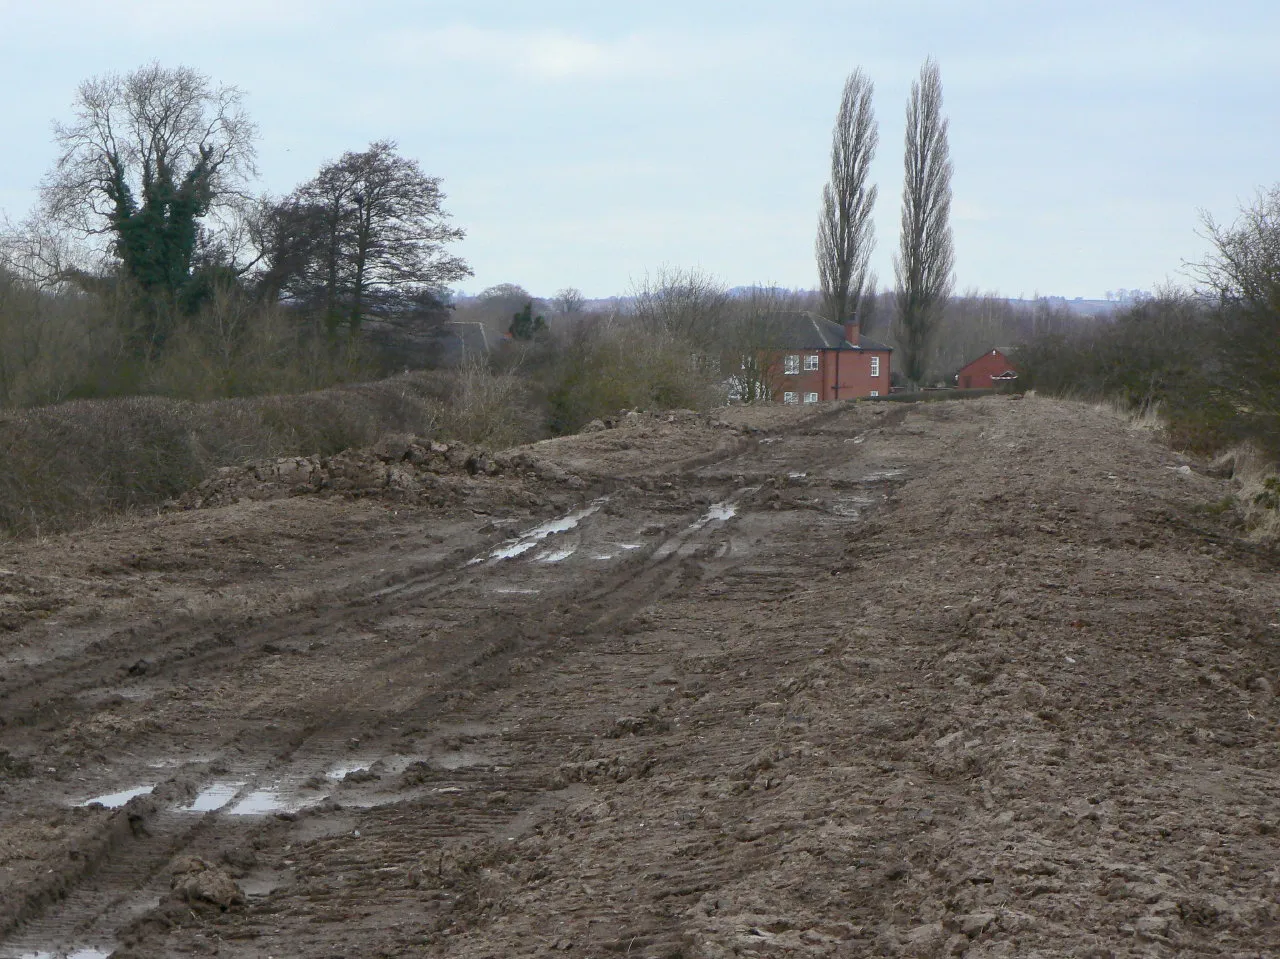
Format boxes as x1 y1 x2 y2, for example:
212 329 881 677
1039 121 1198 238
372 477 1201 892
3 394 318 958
0 395 1277 958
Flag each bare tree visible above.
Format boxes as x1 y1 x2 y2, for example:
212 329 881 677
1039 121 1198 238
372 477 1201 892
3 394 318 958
631 265 730 349
894 57 954 386
266 141 470 340
722 285 803 401
552 287 586 315
816 69 878 332
476 283 536 314
1196 186 1280 312
39 63 257 344
1194 186 1280 419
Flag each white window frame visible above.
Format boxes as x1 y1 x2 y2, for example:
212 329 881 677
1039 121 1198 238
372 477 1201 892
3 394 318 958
783 354 800 375
869 390 879 397
803 392 819 404
870 356 881 377
804 354 819 371
783 391 799 405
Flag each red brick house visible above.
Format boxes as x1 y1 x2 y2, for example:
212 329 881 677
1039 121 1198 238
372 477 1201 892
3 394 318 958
955 348 1018 390
751 312 892 404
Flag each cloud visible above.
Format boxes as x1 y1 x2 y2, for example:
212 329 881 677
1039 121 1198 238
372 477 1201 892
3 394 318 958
387 25 676 80
0 0 330 37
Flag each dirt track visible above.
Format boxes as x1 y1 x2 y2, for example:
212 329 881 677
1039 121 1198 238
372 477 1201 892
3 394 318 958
1 395 1278 958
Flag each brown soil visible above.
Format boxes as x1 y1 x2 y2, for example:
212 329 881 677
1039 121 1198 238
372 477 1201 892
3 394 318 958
0 395 1277 958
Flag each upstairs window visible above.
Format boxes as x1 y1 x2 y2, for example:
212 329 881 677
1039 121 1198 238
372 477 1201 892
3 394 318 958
804 354 819 371
870 356 881 377
783 355 800 375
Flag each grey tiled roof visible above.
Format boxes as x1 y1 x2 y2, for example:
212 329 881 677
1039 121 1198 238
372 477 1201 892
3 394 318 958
770 312 892 351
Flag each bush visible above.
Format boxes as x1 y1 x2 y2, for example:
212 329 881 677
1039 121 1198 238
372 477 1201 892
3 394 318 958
0 369 545 538
542 317 725 433
1013 293 1256 455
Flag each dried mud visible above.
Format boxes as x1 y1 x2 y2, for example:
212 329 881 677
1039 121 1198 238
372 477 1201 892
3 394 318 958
0 396 1277 958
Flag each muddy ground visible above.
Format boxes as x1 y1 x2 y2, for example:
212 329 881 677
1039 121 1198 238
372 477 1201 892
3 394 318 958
0 395 1277 958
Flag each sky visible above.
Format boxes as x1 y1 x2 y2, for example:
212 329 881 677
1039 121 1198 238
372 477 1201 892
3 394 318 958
1 1 1278 300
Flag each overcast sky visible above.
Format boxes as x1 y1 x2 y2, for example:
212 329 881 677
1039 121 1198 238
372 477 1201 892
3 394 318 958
2 1 1277 299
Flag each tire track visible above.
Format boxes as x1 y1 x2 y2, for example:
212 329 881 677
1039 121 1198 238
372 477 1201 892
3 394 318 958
0 449 788 954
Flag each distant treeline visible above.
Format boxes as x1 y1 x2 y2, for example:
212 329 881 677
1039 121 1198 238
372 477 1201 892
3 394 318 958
1015 187 1280 460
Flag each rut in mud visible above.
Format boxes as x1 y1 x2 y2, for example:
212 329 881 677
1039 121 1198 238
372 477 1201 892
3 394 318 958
0 396 1277 958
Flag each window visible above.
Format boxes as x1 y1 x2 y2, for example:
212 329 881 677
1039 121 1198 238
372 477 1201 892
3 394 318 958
783 391 798 404
804 354 819 371
804 392 819 404
870 356 881 377
783 354 800 375
869 390 879 397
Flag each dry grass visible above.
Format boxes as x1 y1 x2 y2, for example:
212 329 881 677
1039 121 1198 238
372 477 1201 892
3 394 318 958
1212 444 1280 542
0 369 544 538
1091 395 1167 435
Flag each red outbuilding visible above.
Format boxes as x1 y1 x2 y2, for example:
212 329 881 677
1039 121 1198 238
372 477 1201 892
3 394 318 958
955 348 1018 390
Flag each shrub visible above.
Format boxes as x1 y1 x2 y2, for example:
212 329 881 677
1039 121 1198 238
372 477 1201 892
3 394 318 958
0 369 545 538
543 317 725 433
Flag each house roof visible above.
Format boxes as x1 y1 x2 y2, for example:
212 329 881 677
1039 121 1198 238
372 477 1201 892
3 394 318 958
771 312 893 352
957 347 1016 372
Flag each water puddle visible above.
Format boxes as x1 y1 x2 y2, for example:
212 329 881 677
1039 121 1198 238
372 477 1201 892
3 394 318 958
620 544 643 550
483 500 606 562
536 546 576 563
860 468 905 482
77 784 154 808
226 788 290 816
18 948 113 959
184 781 245 812
832 494 878 518
325 762 371 781
146 753 216 769
788 471 807 479
494 587 540 595
689 502 738 531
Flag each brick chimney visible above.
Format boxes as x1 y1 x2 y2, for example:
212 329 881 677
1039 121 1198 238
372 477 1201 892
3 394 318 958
843 318 860 346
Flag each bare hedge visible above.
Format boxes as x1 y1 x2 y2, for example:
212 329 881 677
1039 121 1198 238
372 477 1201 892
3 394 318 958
0 368 539 537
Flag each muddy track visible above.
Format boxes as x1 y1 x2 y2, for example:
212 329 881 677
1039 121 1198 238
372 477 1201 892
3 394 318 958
3 397 1278 958
0 416 835 955
0 424 774 734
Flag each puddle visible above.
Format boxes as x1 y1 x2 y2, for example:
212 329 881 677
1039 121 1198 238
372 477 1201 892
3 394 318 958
77 784 154 808
146 754 215 769
226 788 290 816
788 471 807 479
494 587 540 595
689 502 738 531
325 762 371 781
860 468 905 482
536 547 576 563
484 500 606 562
18 949 113 959
592 554 615 561
619 544 643 550
832 494 878 518
184 781 245 812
